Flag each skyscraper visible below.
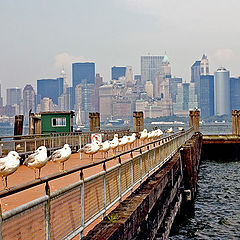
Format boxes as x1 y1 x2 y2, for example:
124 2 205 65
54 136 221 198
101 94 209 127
37 78 63 105
230 77 240 110
141 55 164 85
6 88 22 106
214 67 230 116
200 75 214 118
0 83 3 108
72 62 95 107
112 66 126 80
23 84 35 120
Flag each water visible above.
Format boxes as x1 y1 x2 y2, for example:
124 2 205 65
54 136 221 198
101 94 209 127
170 160 240 240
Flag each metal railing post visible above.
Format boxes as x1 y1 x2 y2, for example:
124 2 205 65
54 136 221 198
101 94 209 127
118 157 122 202
130 152 134 193
45 181 51 240
103 163 107 218
80 170 85 238
0 202 3 240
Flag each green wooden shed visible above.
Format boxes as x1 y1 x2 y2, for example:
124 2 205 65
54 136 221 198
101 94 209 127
41 111 75 134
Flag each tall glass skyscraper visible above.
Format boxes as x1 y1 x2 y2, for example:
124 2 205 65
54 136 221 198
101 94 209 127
23 84 35 119
214 67 230 116
111 66 126 80
6 88 22 106
37 78 63 105
200 75 214 118
230 77 240 110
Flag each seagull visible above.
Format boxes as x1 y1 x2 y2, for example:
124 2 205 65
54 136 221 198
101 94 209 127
78 142 100 162
178 127 184 131
155 129 163 138
165 127 174 134
109 134 119 155
0 151 20 189
118 135 128 152
140 129 148 144
99 140 111 158
147 131 155 140
48 144 72 172
23 146 48 179
127 133 137 148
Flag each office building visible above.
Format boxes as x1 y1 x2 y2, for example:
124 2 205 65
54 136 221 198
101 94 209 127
112 67 126 80
6 88 22 106
230 77 240 110
214 67 230 116
169 78 182 102
37 78 63 105
200 75 214 118
23 84 35 119
0 83 3 108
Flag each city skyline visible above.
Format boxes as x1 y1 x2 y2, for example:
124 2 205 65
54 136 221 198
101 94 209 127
1 0 240 102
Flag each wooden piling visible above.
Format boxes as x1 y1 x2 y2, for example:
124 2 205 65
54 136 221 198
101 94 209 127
89 112 100 132
232 110 238 135
14 115 24 136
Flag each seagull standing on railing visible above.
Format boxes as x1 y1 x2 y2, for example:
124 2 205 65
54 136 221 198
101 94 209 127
178 127 184 132
23 146 48 179
48 144 72 172
118 135 128 152
109 134 119 155
0 151 20 189
78 142 100 162
155 129 163 138
165 127 174 134
99 140 111 159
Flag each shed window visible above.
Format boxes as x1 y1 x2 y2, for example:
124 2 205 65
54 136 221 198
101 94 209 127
52 118 66 127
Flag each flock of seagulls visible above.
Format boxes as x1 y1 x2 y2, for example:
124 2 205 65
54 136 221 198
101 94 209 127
0 127 179 189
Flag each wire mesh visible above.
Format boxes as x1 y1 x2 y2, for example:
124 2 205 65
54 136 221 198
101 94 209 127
142 152 148 176
133 155 141 184
121 161 131 194
2 203 46 240
50 186 81 240
106 168 119 206
84 176 104 223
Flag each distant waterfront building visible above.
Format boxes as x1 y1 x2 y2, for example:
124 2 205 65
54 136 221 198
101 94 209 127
145 81 154 98
38 97 54 112
37 78 63 105
99 85 113 121
200 75 214 118
230 77 240 110
23 84 35 120
112 66 126 80
169 77 182 103
94 73 103 112
173 83 198 116
214 67 230 116
6 88 22 106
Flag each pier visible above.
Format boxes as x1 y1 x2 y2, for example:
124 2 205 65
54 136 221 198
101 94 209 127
0 110 239 239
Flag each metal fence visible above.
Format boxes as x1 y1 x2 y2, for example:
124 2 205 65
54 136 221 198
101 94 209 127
0 128 194 240
0 129 130 158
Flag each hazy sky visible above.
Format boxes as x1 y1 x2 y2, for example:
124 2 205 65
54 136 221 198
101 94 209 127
1 0 240 102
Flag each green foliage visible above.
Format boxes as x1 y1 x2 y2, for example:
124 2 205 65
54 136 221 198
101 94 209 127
107 213 118 223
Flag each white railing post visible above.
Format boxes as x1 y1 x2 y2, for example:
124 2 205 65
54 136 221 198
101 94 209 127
45 181 51 240
118 157 122 202
103 163 107 218
130 152 134 194
80 170 85 238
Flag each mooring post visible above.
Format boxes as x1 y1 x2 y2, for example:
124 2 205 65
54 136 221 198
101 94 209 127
14 115 24 136
189 110 194 129
89 112 100 132
237 110 240 136
232 110 237 135
133 111 144 132
194 110 200 132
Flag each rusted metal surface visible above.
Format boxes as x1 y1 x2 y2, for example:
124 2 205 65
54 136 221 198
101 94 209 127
203 134 240 144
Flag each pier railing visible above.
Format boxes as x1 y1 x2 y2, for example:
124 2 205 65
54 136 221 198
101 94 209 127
0 128 194 240
0 128 130 158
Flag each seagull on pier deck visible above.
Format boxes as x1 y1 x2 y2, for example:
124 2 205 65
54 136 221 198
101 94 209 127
0 151 20 189
109 134 119 155
140 129 148 144
23 146 48 179
78 142 100 162
99 140 111 158
127 133 137 148
48 144 72 172
165 127 174 134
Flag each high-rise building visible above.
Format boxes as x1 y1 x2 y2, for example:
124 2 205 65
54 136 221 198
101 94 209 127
173 83 198 116
214 67 230 116
112 67 126 80
191 54 209 104
230 77 240 110
141 55 164 85
6 88 22 106
0 83 3 108
38 97 54 112
23 84 35 120
200 75 214 118
145 81 154 98
169 78 182 103
94 73 103 112
37 78 63 105
99 85 113 121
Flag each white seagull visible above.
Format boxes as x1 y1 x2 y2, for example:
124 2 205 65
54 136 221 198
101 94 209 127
127 133 137 148
165 127 174 134
118 135 128 152
109 134 119 155
78 142 100 161
0 151 21 189
48 144 72 172
140 129 148 144
178 127 184 131
99 140 111 158
155 129 163 138
23 146 48 179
